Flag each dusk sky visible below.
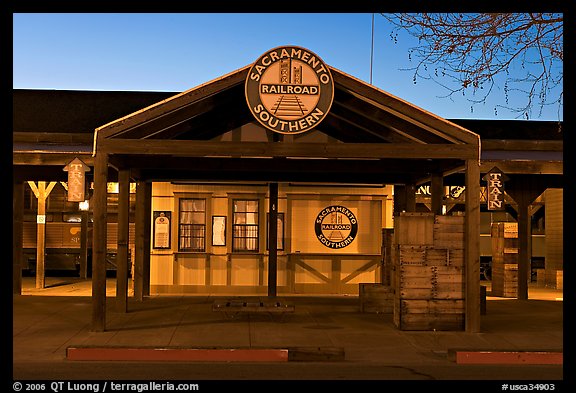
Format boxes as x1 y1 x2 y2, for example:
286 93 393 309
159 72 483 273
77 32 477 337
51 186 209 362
13 13 563 121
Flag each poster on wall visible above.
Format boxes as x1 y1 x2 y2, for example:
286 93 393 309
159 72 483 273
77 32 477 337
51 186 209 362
153 211 171 249
212 216 226 246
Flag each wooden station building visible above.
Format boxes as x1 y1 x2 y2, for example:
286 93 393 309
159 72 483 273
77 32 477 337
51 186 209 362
13 46 563 334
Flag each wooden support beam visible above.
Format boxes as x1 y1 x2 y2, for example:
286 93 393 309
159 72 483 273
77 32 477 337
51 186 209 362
134 181 152 300
95 66 249 139
331 70 480 145
134 181 145 301
27 181 56 289
115 168 130 312
268 182 278 297
481 139 563 151
406 183 416 212
381 228 394 285
505 176 550 299
143 182 152 297
13 153 94 166
480 160 563 175
517 200 531 300
431 173 444 215
393 185 405 214
465 159 481 333
98 139 478 160
92 152 108 332
13 181 24 295
79 211 89 279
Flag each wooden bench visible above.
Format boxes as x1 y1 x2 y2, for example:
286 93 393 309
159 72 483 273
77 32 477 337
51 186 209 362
212 297 295 321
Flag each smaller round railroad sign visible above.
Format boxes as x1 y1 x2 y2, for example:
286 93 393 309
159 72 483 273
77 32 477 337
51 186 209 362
314 205 358 249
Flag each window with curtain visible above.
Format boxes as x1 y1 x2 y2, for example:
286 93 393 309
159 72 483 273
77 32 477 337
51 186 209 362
232 199 259 252
178 198 206 252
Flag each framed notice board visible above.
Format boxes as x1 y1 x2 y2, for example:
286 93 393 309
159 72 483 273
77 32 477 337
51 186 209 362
212 216 227 246
153 211 171 249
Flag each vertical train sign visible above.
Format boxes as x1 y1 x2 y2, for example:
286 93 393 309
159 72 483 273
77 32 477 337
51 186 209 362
482 166 509 211
63 157 90 202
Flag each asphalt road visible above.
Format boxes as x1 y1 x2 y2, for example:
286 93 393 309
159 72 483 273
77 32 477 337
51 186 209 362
12 359 564 381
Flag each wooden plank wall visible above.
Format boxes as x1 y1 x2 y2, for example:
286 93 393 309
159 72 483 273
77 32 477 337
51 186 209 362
393 213 465 331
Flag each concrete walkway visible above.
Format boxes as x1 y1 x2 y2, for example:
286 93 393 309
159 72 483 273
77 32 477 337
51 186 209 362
13 277 564 381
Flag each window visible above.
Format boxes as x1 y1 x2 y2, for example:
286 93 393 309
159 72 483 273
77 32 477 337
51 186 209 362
178 199 206 252
232 199 259 252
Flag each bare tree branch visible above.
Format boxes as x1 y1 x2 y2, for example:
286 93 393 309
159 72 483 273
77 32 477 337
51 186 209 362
382 13 563 119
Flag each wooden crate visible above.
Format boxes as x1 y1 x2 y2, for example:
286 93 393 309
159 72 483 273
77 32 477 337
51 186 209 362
398 265 463 300
492 263 518 297
536 269 563 289
490 222 518 297
395 213 434 246
435 266 465 299
395 299 465 331
426 248 448 265
433 215 465 249
393 214 466 331
359 283 394 313
447 249 464 267
393 291 401 327
397 245 428 266
435 215 465 226
557 270 563 290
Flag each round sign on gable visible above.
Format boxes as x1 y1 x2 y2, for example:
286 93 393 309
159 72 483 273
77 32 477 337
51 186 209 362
245 46 334 135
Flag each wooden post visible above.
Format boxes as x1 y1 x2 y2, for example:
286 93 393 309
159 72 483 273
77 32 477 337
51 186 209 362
505 177 547 299
36 183 47 289
92 152 108 332
406 183 416 212
134 180 145 301
394 184 416 214
431 173 444 215
134 181 151 300
393 185 407 214
516 197 531 300
115 168 130 312
143 182 151 297
79 210 89 279
226 254 232 286
381 228 394 285
28 181 56 289
13 180 24 295
268 182 278 297
465 159 481 333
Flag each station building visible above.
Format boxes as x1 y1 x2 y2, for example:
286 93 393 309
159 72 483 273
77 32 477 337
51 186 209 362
13 46 563 333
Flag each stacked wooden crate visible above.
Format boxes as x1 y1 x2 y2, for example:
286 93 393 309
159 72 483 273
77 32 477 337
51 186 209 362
359 283 394 313
536 269 563 290
490 222 518 297
393 213 465 331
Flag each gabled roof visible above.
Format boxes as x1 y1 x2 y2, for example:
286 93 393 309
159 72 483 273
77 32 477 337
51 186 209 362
94 63 480 151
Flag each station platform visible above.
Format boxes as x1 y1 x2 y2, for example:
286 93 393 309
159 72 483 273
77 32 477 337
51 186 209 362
13 277 565 381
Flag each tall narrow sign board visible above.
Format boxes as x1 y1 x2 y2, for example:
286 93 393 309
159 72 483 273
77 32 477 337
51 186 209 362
482 166 509 211
63 157 91 202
